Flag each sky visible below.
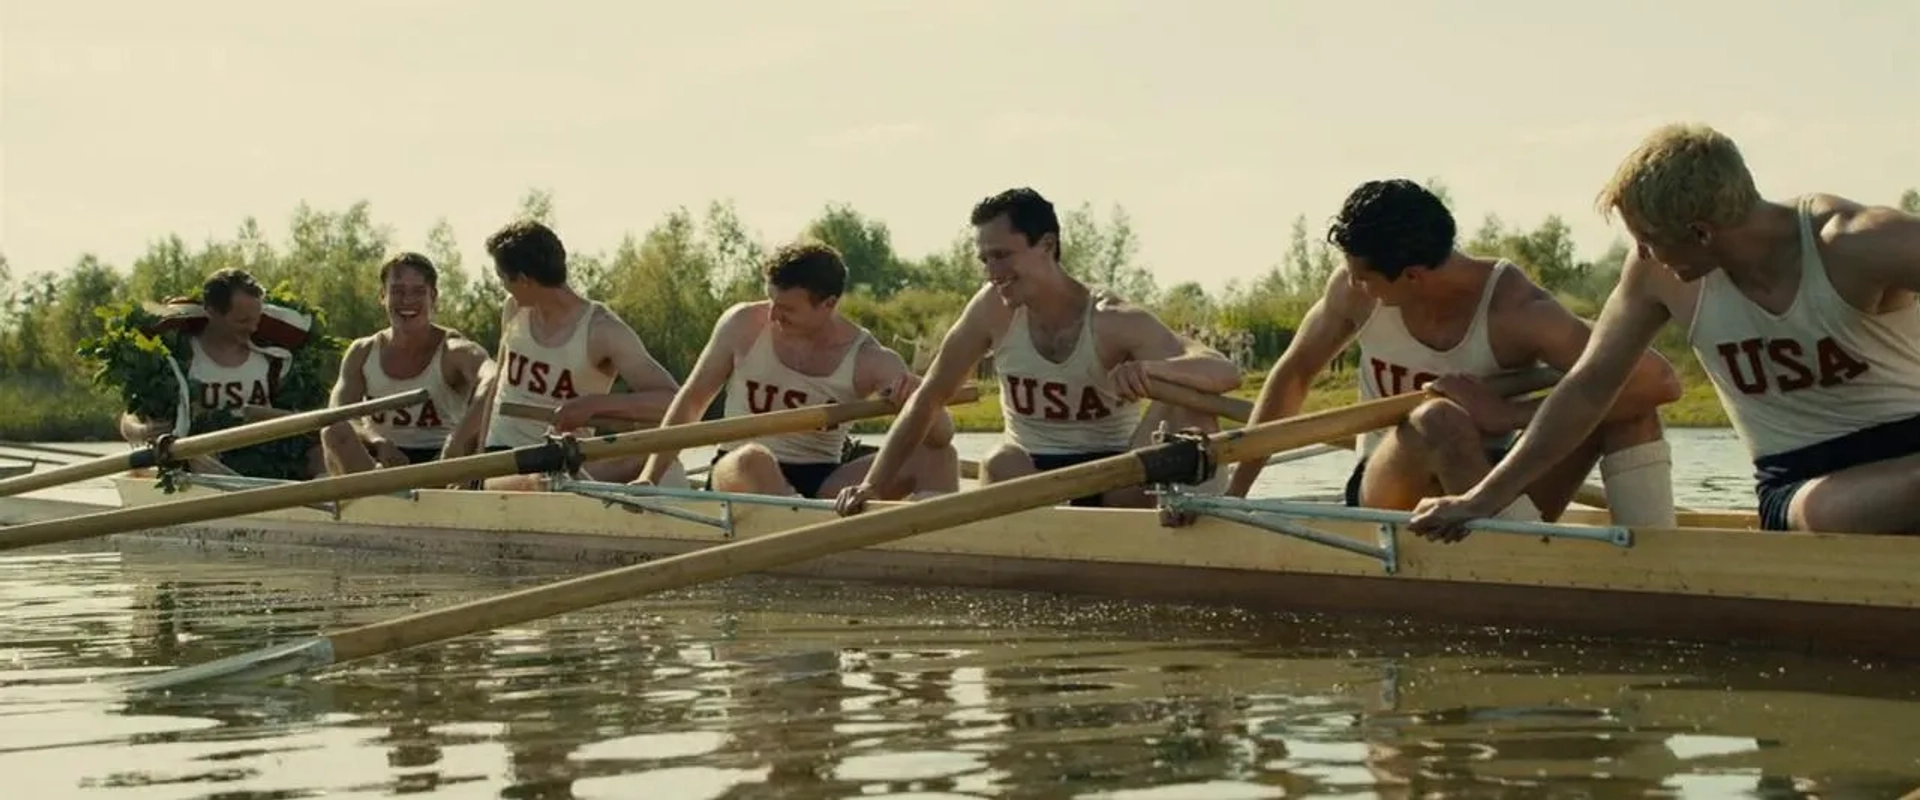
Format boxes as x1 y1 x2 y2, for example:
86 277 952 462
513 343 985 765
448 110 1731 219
4 0 1917 295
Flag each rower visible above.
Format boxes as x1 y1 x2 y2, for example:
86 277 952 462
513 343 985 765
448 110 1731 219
1225 179 1682 529
319 253 492 475
1412 123 1920 538
834 187 1240 516
633 242 960 499
117 268 318 477
470 220 685 489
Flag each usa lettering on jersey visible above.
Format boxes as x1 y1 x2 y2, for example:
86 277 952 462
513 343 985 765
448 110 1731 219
504 352 580 400
1715 336 1871 394
741 379 842 430
197 380 271 411
369 400 445 428
1368 357 1438 396
1002 375 1114 421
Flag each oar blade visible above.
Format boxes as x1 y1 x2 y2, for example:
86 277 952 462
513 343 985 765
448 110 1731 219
123 636 336 692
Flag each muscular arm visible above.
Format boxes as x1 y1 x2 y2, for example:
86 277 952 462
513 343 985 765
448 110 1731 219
1831 203 1920 294
1117 308 1242 393
855 340 955 448
577 308 681 426
329 338 378 438
852 286 1001 495
1460 251 1676 510
1499 287 1681 427
439 337 494 459
1224 269 1370 497
638 304 752 484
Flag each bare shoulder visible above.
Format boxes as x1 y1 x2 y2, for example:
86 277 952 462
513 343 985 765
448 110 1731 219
1090 291 1165 330
1619 244 1694 319
1489 262 1561 313
955 283 1015 342
1814 193 1920 269
341 334 376 366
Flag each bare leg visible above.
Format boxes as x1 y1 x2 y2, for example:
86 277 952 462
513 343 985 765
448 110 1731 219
1789 451 1920 534
709 445 796 496
1359 398 1490 511
980 442 1037 485
823 440 961 501
583 455 649 484
321 422 375 476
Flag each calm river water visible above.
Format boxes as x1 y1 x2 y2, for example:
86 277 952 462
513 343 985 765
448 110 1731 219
2 431 1916 799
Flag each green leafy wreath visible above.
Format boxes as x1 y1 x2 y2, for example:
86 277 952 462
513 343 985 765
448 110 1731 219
77 284 344 482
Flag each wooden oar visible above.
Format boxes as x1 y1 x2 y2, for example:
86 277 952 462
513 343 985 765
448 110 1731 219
1142 377 1618 510
497 402 643 433
121 368 1558 691
0 389 433 499
0 386 980 553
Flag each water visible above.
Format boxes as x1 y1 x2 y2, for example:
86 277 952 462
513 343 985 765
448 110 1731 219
3 431 1917 798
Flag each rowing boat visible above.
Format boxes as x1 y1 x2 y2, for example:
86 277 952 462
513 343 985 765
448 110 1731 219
4 465 1913 664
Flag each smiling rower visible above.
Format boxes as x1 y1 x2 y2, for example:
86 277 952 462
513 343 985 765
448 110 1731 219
321 253 493 474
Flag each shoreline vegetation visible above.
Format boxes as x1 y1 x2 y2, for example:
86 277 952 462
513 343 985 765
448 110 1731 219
4 186 1911 444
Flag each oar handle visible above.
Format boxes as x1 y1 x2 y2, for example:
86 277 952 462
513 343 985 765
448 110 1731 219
166 389 432 464
0 389 431 499
500 384 983 444
1209 367 1562 467
1145 378 1253 422
496 402 641 433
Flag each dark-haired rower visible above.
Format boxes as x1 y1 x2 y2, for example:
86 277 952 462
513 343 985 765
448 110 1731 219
321 252 493 475
471 220 684 489
834 187 1241 516
1224 179 1683 530
634 241 960 499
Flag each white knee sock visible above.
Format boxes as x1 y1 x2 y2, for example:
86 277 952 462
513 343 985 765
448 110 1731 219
1600 440 1677 527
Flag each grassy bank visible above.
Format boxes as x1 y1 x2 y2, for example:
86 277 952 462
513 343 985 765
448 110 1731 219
0 368 1730 444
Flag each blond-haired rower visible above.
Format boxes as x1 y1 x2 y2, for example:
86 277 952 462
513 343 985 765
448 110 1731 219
1412 123 1920 538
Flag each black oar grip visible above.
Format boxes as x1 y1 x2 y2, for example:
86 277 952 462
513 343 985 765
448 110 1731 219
1138 429 1214 487
510 434 587 476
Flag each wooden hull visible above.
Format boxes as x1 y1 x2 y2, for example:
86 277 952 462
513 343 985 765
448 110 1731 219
9 475 1895 664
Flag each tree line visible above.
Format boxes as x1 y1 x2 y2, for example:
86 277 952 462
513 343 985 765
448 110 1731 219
2 185 1916 440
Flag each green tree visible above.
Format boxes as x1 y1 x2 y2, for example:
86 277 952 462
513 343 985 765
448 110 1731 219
805 204 908 297
1900 188 1918 214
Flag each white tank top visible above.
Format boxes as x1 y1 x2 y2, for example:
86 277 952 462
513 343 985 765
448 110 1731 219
484 301 616 448
991 297 1139 455
720 320 868 463
187 336 275 413
361 333 470 450
1686 197 1920 460
1353 261 1518 456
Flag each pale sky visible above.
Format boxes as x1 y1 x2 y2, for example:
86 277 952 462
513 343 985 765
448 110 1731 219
5 0 1916 294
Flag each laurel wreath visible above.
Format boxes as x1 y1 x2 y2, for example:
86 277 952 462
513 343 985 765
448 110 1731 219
76 285 344 483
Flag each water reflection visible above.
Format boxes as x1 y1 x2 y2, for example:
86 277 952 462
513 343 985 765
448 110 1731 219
0 542 1916 799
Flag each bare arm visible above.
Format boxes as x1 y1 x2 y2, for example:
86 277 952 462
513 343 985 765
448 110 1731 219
568 308 681 427
638 304 753 484
1116 307 1242 393
1460 251 1676 511
1224 269 1370 497
1498 287 1681 428
329 338 378 438
439 337 494 459
854 339 955 449
845 286 1001 504
1831 203 1920 294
